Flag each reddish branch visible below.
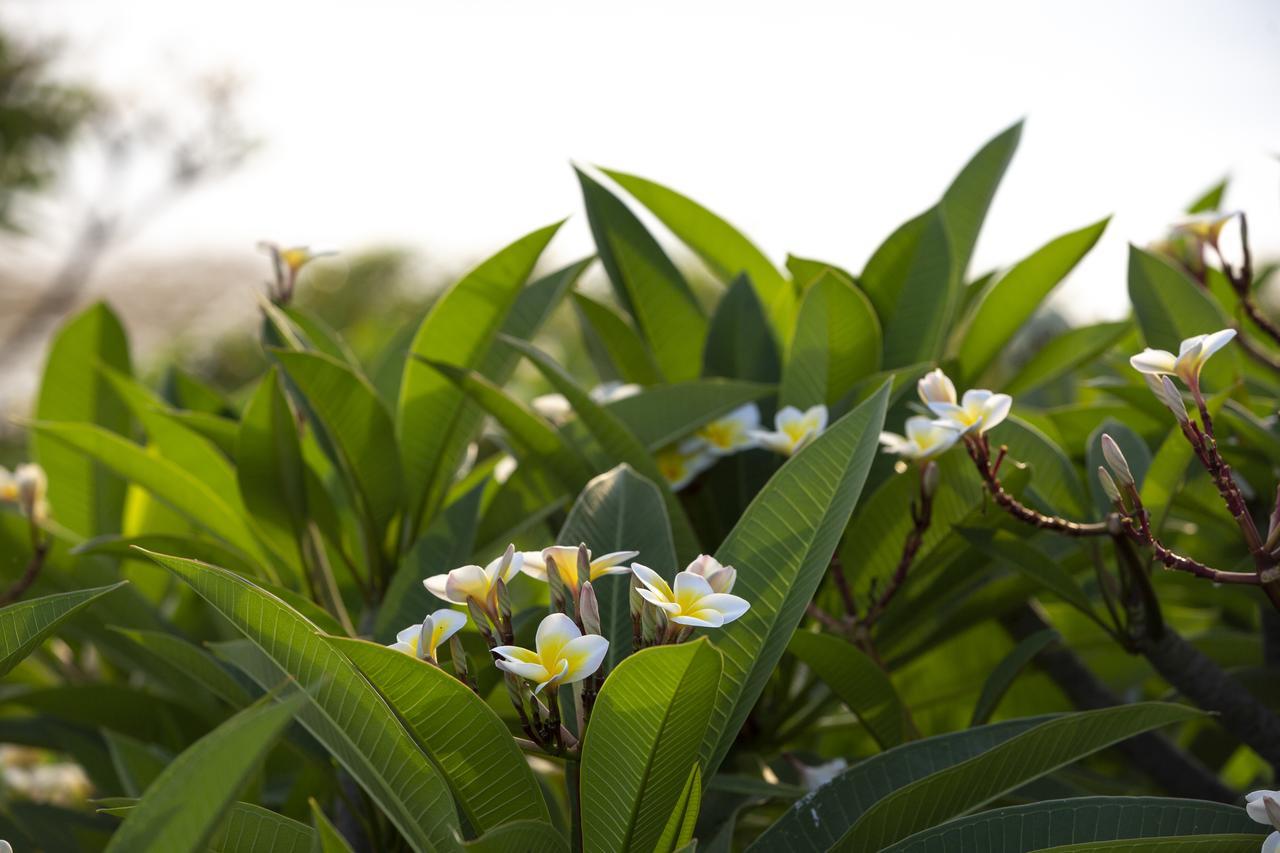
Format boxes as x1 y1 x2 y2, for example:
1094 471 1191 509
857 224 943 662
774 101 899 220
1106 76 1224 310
965 434 1110 537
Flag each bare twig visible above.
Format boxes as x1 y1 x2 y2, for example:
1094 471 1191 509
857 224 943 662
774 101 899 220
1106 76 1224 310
965 434 1110 536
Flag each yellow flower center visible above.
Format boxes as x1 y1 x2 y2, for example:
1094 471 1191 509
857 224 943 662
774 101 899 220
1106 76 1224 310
700 420 738 450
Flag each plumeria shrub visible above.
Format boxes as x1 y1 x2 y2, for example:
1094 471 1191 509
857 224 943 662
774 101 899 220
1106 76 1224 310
4 123 1280 852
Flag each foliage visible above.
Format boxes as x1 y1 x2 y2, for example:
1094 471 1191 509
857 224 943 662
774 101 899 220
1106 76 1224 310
2 123 1279 853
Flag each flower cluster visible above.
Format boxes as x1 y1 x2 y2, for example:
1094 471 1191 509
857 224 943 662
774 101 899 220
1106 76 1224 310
879 369 1010 462
658 402 828 491
0 463 49 526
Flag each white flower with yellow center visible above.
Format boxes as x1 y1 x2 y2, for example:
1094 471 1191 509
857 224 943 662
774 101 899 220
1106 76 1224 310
683 404 761 456
917 368 957 407
389 609 467 663
492 613 608 694
750 405 828 456
424 545 522 608
656 445 716 491
1246 790 1280 853
519 545 638 590
926 388 1012 436
879 416 963 460
532 382 642 423
1130 329 1236 391
1172 212 1237 249
683 554 737 593
631 564 751 627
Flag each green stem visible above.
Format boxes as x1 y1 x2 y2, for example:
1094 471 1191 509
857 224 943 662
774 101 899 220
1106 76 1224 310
567 759 583 853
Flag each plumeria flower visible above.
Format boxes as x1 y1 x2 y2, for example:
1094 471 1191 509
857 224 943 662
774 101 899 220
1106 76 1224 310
492 612 608 694
492 454 518 485
389 609 467 663
750 404 828 456
682 404 761 456
631 564 751 628
926 388 1012 436
879 416 963 460
1129 329 1236 391
656 445 716 491
917 368 958 406
1 463 49 524
424 545 522 610
520 545 638 589
1246 790 1280 853
1172 211 1237 249
683 554 737 593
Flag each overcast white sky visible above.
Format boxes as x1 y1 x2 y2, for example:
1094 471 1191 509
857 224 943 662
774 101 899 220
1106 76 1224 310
7 0 1280 320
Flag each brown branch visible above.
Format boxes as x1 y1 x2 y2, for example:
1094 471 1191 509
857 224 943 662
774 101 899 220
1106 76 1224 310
1122 514 1261 586
861 482 933 628
0 540 49 607
965 435 1110 536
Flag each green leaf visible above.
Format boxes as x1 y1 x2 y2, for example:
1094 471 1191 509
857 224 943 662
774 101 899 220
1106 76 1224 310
238 368 309 565
32 302 132 539
0 583 127 678
699 382 890 775
503 337 699 559
273 350 401 537
786 254 857 290
104 731 169 797
27 422 270 574
100 801 316 853
780 270 881 409
1187 177 1229 213
576 169 707 381
397 223 564 544
463 821 568 853
970 629 1058 726
880 797 1262 852
110 627 254 709
751 716 1053 852
329 637 550 831
144 550 462 853
702 274 782 383
654 764 701 853
1004 321 1132 396
959 528 1097 621
600 168 793 345
104 692 305 853
1128 245 1239 391
581 639 722 853
309 799 355 853
375 483 484 642
571 292 663 385
424 358 594 491
836 702 1204 851
787 630 909 749
957 217 1109 383
860 208 955 367
939 120 1023 281
557 465 677 668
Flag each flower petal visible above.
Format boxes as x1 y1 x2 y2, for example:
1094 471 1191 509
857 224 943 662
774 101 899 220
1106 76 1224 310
428 608 467 652
424 574 457 603
1129 349 1178 375
558 634 609 684
631 563 674 601
671 611 725 628
698 592 751 624
533 659 571 694
496 658 551 683
1198 328 1236 360
978 393 1012 433
1264 830 1280 853
395 625 420 645
535 612 581 663
444 565 490 604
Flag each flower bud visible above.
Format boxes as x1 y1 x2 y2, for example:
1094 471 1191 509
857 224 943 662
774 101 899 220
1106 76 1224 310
495 577 513 628
1097 466 1122 505
641 599 667 644
917 368 957 406
576 543 591 590
1143 374 1188 424
921 460 940 499
1100 434 1134 487
467 598 495 646
579 581 601 635
13 463 48 524
449 634 471 683
629 572 644 621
